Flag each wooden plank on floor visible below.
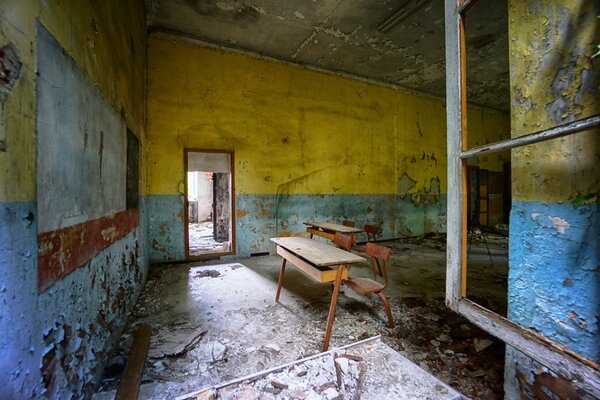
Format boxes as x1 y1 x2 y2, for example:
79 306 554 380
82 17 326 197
115 324 152 400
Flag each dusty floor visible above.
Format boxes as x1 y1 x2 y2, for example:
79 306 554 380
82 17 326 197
179 337 462 400
188 222 226 255
96 233 508 399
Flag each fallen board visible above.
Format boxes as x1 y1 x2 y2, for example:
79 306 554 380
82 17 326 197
175 336 463 400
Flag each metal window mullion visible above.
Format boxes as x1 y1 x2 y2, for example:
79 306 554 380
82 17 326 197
461 115 600 158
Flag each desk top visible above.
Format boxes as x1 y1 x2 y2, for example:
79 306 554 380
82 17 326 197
271 237 364 267
303 221 363 234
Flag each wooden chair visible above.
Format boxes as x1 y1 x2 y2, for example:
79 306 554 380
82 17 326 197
353 224 380 254
342 220 356 227
363 224 379 242
344 242 394 328
333 232 353 252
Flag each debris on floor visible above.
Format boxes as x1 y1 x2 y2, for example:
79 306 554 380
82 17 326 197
188 222 226 255
176 337 462 400
95 234 508 399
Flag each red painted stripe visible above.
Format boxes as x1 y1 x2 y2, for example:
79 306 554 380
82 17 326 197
38 209 139 292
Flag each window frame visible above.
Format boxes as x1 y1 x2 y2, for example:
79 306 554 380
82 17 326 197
444 0 600 396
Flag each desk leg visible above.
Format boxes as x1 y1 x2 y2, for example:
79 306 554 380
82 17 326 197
322 265 346 352
275 258 287 303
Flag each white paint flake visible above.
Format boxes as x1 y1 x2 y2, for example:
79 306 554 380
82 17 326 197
294 11 305 19
548 216 570 234
530 212 540 220
216 2 234 11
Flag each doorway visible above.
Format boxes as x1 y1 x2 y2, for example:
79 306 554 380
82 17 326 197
185 150 235 258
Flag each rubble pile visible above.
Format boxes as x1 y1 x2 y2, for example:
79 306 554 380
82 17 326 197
213 353 367 400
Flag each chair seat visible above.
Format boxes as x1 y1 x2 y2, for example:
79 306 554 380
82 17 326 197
344 277 384 295
352 244 366 253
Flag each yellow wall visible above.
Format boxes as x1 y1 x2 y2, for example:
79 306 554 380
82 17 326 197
509 0 600 203
148 36 509 197
0 0 147 202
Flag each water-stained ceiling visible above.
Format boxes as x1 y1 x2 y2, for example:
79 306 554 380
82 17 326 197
146 0 509 111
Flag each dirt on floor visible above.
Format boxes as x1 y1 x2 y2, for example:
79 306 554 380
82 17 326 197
95 233 508 400
188 222 227 255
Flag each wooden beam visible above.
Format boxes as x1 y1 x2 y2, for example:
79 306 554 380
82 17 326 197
444 0 464 309
458 1 468 299
115 324 152 400
457 299 600 397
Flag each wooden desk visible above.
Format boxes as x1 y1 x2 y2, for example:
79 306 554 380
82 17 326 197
303 221 363 241
271 237 365 351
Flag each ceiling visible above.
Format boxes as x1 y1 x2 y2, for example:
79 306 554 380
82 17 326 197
146 0 509 111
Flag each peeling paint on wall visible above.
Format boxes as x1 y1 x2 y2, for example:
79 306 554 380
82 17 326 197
38 229 145 398
147 195 186 262
0 0 148 398
146 37 505 259
505 2 599 397
509 0 600 203
0 42 22 152
0 42 21 102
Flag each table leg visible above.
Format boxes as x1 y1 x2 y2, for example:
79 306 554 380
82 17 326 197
322 265 346 351
275 257 287 303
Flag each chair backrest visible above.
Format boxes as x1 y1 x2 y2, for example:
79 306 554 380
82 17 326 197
342 220 356 227
365 242 392 287
363 224 379 242
333 232 353 252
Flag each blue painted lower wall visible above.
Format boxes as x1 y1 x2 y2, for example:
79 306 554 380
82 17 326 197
0 202 39 399
0 200 149 398
147 194 186 262
147 193 447 261
504 201 599 398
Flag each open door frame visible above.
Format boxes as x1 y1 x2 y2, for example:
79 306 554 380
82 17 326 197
184 149 236 259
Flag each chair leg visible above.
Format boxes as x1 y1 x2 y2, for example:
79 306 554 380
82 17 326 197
376 292 395 329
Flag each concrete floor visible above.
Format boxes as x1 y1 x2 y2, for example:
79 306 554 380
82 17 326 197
96 234 508 399
188 222 227 256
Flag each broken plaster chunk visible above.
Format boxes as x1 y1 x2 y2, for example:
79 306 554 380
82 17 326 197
323 387 341 399
305 391 325 400
422 313 440 322
474 338 494 352
437 333 451 342
153 360 166 372
334 357 349 375
191 341 227 363
271 380 288 390
289 389 307 399
265 343 281 352
469 369 487 378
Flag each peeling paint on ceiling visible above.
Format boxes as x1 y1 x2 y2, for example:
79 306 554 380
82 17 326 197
146 0 509 111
